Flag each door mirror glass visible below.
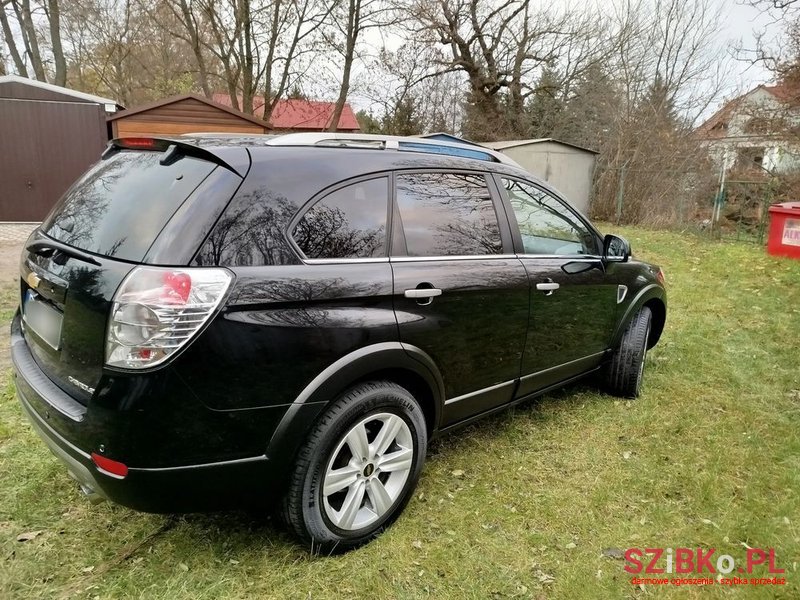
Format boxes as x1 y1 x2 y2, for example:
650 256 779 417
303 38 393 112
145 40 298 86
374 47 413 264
603 234 630 262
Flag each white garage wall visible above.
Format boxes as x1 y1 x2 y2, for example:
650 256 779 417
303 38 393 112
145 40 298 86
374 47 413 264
485 141 597 215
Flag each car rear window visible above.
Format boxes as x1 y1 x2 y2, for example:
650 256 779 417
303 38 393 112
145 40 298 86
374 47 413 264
42 150 216 262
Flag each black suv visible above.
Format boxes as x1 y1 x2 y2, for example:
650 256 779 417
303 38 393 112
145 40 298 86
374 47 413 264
12 133 666 550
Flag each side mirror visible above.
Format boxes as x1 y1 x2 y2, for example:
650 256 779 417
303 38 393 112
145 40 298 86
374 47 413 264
603 234 630 262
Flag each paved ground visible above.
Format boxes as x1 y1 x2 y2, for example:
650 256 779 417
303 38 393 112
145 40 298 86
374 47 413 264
0 223 37 283
0 224 36 367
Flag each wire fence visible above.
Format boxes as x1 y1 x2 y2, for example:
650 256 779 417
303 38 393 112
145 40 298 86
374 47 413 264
593 166 774 246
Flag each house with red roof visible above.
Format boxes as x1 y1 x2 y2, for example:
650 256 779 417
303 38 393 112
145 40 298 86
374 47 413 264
696 84 800 175
212 93 360 133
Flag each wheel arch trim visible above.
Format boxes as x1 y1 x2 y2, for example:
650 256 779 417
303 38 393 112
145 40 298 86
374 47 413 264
611 284 667 349
265 342 445 465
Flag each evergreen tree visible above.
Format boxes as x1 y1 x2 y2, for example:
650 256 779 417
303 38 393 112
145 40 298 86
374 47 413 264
554 63 620 150
382 96 423 136
355 110 382 133
526 68 564 138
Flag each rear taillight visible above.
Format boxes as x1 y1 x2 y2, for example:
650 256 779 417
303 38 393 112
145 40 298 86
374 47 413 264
656 267 666 285
106 266 233 370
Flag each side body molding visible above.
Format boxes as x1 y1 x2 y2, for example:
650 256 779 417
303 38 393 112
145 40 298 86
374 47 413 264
265 342 445 471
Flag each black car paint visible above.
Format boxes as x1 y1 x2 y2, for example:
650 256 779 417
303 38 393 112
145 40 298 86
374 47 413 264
12 140 666 512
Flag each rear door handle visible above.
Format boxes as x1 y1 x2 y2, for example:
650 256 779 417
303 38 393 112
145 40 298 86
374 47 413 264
536 281 560 296
404 288 442 299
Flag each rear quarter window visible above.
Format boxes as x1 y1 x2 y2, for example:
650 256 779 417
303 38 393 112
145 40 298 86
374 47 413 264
43 151 216 262
292 177 389 260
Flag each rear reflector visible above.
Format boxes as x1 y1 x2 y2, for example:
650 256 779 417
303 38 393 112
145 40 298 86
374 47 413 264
91 452 128 478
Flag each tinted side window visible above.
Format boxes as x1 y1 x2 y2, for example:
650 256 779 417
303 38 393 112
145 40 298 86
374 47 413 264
394 173 502 256
293 177 388 259
502 178 594 255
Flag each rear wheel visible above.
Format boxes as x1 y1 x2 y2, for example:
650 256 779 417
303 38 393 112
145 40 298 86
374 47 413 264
282 381 427 552
606 306 652 398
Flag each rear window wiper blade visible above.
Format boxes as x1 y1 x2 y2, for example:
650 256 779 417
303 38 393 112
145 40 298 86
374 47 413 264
26 239 102 267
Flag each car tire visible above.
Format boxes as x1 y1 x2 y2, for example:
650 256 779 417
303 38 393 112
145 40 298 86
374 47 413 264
281 381 427 553
606 306 652 398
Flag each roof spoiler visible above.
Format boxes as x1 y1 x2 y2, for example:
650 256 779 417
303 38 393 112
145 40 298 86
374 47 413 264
102 137 243 176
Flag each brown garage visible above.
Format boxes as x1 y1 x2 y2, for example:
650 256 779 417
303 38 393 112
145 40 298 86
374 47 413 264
0 75 119 222
108 94 270 138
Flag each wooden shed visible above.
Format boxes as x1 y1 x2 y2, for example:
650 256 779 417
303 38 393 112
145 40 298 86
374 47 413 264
0 75 119 222
108 94 270 138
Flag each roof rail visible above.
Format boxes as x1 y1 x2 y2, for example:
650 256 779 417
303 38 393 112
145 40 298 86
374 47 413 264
263 132 522 168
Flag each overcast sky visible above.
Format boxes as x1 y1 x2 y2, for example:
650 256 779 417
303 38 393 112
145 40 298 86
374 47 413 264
349 0 787 118
720 0 783 95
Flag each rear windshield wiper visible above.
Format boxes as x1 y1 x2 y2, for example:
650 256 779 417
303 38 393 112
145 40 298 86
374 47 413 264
26 239 102 267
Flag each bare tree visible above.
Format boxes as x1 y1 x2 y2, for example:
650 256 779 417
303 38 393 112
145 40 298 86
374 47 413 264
0 0 66 83
325 0 398 131
0 2 29 77
405 0 612 140
258 0 334 122
590 0 730 224
13 0 45 80
44 0 65 85
166 0 213 96
174 0 332 119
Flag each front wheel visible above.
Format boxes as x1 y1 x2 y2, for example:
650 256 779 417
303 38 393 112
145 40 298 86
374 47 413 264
281 381 427 552
606 306 652 398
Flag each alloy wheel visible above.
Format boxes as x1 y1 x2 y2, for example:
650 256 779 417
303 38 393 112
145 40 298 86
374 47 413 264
322 413 414 531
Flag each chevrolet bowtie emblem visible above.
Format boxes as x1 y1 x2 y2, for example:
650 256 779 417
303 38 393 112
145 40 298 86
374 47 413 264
26 272 41 289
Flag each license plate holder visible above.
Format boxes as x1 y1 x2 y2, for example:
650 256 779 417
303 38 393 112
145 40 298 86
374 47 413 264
23 290 63 350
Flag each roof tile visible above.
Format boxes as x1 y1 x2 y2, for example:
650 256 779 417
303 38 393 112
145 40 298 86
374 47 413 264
212 94 360 130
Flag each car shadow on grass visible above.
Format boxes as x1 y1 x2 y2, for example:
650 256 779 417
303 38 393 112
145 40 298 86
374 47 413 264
159 378 613 560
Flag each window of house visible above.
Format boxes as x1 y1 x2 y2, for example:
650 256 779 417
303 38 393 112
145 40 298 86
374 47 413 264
501 178 595 256
394 173 503 256
737 147 765 171
292 177 388 259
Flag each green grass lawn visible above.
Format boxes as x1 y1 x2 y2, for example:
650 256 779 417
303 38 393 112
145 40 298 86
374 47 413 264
1 228 799 599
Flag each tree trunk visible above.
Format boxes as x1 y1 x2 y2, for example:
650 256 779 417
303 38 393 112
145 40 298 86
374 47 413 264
328 0 360 132
15 0 46 81
0 7 28 77
178 0 211 96
240 0 254 115
46 0 66 86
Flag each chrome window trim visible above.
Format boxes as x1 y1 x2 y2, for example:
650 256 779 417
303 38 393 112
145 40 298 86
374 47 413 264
390 254 518 263
302 257 390 265
301 253 602 264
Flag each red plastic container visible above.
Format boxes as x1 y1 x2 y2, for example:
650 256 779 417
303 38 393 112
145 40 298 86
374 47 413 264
767 202 800 259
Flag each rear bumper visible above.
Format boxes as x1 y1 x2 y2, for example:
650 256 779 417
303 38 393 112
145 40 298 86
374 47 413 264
15 379 274 512
10 312 324 513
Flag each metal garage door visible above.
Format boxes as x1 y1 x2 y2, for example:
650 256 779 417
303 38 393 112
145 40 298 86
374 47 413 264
0 98 107 221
